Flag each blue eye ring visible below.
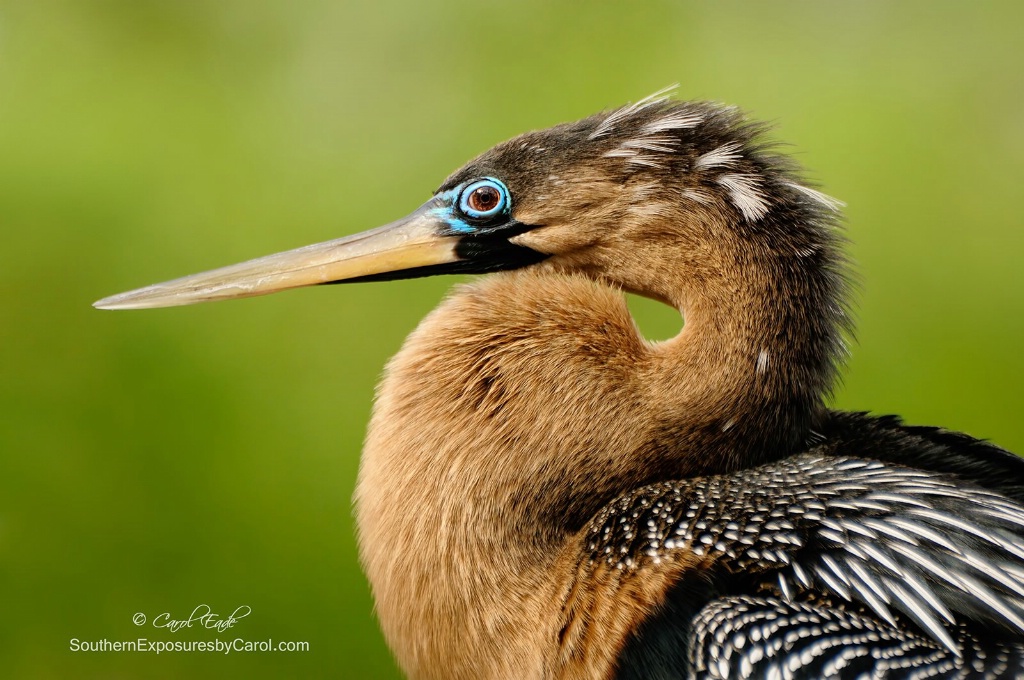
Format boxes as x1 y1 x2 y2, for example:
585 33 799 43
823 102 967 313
458 178 509 220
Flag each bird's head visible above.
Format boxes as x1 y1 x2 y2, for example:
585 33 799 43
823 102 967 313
95 91 843 311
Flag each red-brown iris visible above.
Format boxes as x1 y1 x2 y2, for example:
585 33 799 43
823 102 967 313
467 185 501 214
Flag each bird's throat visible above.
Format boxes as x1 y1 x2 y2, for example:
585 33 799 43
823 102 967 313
353 266 840 678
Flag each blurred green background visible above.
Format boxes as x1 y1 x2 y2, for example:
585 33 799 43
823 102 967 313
1 1 1022 677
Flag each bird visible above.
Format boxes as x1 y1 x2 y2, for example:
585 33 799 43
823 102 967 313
95 89 1024 679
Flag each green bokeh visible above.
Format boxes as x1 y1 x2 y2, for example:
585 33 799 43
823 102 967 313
1 1 1022 677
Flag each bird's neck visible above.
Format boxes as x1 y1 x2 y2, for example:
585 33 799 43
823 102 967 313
355 262 842 679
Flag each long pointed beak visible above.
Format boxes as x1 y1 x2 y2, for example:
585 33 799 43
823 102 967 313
94 203 458 310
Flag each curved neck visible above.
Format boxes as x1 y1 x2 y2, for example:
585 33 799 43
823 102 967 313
355 247 845 677
647 252 843 474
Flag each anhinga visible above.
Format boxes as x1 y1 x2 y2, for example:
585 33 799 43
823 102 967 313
96 92 1024 679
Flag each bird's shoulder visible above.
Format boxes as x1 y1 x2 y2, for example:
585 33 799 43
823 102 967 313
821 411 1024 503
556 412 1024 679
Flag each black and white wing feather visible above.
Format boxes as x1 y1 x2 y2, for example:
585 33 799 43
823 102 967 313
590 418 1024 679
688 597 1024 680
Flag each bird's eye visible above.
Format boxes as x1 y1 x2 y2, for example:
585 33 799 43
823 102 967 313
459 178 509 219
